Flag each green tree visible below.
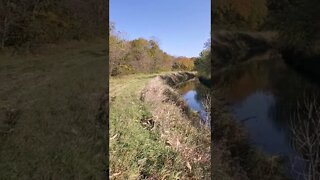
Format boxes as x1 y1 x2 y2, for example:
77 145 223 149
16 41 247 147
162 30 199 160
109 24 131 76
195 40 211 77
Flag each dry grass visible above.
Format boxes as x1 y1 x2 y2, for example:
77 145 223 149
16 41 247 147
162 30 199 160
141 72 211 178
110 72 210 179
290 94 320 179
109 73 184 179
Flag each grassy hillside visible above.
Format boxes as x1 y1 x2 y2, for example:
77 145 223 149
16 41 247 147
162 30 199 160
109 73 210 179
0 39 107 179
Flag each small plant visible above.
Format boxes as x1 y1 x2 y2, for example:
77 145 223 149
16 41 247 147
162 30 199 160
201 93 211 127
290 94 320 179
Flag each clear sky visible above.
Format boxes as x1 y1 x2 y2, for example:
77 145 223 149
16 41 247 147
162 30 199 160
110 0 210 58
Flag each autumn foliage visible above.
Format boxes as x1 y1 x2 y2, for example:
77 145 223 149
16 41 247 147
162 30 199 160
109 23 195 76
172 57 195 71
213 0 268 30
0 0 107 51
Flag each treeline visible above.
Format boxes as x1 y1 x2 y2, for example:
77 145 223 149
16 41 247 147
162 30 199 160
109 23 195 76
213 0 320 55
0 0 107 50
266 0 320 55
173 57 195 71
194 40 211 78
213 0 268 30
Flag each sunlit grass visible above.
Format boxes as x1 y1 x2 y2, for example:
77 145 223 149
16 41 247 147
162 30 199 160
109 73 210 179
109 74 185 179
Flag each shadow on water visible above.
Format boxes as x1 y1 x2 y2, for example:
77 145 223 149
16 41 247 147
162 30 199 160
214 52 320 180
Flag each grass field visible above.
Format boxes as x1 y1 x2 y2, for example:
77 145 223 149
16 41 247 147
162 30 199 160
109 73 210 179
109 73 183 179
0 40 210 179
0 39 108 179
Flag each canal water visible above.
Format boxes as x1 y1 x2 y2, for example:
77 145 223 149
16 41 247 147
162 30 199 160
214 52 320 179
176 79 211 127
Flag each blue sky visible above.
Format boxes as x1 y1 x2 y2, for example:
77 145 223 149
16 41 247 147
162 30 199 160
110 0 210 58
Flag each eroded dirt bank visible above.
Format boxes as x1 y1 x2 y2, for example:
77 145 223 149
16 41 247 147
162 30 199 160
140 72 211 178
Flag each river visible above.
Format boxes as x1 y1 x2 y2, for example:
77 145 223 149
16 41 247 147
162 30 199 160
176 78 211 127
214 52 320 179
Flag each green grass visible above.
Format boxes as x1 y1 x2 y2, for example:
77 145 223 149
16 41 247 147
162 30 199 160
109 73 211 179
109 73 187 179
0 39 107 179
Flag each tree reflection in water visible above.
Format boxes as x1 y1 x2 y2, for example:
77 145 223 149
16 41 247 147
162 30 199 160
213 52 320 179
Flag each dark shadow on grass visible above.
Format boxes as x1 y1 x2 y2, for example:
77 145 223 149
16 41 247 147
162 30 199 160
136 75 157 79
79 50 106 57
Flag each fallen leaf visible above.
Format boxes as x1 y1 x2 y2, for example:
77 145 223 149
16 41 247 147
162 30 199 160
138 158 147 166
186 162 192 171
111 134 118 140
176 139 180 147
110 172 121 178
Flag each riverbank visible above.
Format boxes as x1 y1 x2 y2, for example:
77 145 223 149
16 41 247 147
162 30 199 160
281 48 320 85
109 72 210 179
213 30 320 180
214 31 320 85
213 31 277 70
213 88 288 180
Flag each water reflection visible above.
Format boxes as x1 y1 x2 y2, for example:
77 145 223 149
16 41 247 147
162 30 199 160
176 79 210 126
232 91 292 155
214 54 320 179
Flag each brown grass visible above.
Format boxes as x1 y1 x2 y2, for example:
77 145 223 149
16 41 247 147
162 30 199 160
141 72 211 178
